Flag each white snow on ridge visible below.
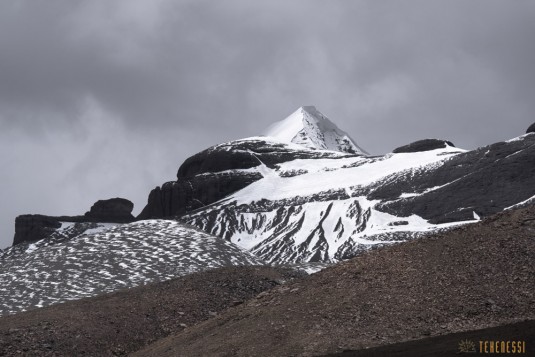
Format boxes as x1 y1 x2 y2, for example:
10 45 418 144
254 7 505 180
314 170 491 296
506 133 532 143
263 106 367 155
505 194 535 210
83 223 118 235
231 145 462 204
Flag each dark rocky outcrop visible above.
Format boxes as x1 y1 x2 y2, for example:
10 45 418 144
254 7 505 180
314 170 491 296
13 215 62 246
84 198 134 223
527 122 535 134
13 198 135 246
177 149 260 178
138 139 346 220
372 135 535 223
137 172 262 219
392 139 454 153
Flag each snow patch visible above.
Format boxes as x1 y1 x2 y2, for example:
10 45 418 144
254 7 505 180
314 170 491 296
263 106 367 155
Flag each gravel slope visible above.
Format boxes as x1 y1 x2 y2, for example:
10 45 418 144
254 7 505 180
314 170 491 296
0 266 305 356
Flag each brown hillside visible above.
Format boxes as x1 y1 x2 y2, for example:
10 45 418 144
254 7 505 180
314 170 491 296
0 267 305 356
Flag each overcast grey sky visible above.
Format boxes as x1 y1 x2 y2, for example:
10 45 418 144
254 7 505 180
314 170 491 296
1 0 534 248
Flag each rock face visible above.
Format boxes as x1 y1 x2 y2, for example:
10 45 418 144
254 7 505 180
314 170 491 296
137 138 347 220
12 198 135 246
85 198 134 223
13 215 62 246
392 139 454 153
527 122 535 134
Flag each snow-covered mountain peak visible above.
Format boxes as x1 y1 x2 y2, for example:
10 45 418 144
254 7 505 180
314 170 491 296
263 106 368 155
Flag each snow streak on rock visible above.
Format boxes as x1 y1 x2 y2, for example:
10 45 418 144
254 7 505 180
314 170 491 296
183 145 474 263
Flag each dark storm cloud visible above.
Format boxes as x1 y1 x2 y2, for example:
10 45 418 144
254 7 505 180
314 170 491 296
1 0 535 248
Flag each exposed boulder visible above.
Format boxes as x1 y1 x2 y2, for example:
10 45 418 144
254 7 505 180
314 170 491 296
84 198 134 223
527 122 535 134
13 215 62 246
392 139 454 153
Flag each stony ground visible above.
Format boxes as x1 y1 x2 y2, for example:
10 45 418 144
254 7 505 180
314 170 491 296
0 266 305 356
135 205 535 357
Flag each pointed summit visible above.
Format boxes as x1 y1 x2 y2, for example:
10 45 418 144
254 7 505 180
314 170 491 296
264 106 368 155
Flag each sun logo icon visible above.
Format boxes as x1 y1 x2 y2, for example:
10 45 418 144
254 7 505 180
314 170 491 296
458 339 476 353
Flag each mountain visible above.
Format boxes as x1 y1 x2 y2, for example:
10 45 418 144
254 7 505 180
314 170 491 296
12 197 136 246
264 106 367 155
4 107 534 313
12 108 535 263
175 111 535 263
182 138 468 263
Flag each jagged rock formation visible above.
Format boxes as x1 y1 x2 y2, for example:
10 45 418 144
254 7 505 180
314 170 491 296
392 139 455 153
13 215 62 246
12 198 135 246
84 197 134 222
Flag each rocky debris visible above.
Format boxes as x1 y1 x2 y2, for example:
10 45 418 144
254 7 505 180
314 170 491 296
392 139 454 153
13 215 62 246
0 266 306 357
12 197 134 246
527 122 535 134
84 197 135 223
135 205 535 357
138 138 347 220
